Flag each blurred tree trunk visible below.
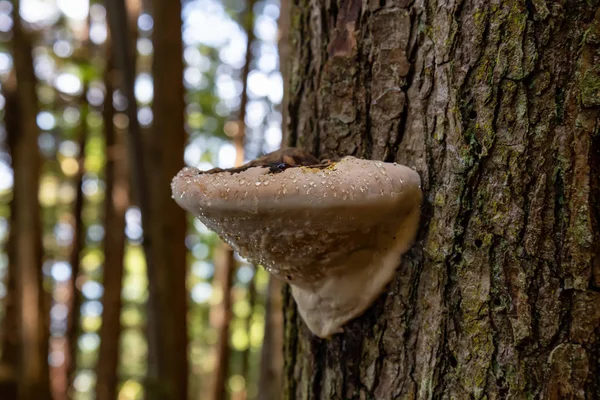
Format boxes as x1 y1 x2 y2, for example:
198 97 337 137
104 0 143 219
211 2 257 397
253 3 288 398
61 86 89 400
283 1 600 398
106 0 190 397
234 0 256 165
11 4 51 399
95 52 129 400
146 0 189 398
210 246 235 400
278 0 290 145
256 278 283 400
0 69 20 400
240 267 256 398
104 0 164 396
63 14 93 392
125 0 142 34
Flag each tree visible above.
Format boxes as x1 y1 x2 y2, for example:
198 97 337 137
0 69 20 400
257 278 283 400
106 0 189 397
11 3 51 398
210 246 235 400
63 19 93 397
210 1 256 398
95 51 128 400
282 1 600 398
62 85 89 400
146 0 189 397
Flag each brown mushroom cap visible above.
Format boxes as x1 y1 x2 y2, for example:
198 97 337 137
172 156 422 337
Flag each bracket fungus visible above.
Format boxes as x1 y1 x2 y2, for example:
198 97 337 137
172 148 423 338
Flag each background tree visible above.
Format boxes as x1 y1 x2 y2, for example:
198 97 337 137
282 0 600 398
146 0 189 396
11 2 51 398
210 2 256 399
60 83 89 400
0 68 20 400
95 51 128 400
257 278 283 400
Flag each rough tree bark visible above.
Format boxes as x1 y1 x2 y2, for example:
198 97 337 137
11 3 51 398
283 1 600 399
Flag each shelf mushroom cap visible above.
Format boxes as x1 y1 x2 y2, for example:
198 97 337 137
172 155 423 338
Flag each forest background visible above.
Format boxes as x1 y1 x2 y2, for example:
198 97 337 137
0 0 285 399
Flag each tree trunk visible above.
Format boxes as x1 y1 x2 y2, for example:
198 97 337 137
210 244 235 400
278 0 291 145
211 2 257 396
11 4 51 398
147 0 189 398
241 267 256 398
95 52 129 400
257 278 283 400
104 1 166 396
0 69 20 400
62 86 89 400
283 1 600 399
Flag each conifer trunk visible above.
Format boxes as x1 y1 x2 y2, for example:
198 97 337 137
11 4 51 398
95 52 128 400
147 0 189 397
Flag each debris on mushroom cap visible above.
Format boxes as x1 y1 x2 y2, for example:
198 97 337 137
202 147 322 175
171 149 423 338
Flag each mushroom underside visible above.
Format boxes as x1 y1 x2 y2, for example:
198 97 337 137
195 199 421 338
290 204 421 338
